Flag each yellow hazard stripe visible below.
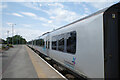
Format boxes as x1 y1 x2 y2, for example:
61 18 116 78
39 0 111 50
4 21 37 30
25 46 46 78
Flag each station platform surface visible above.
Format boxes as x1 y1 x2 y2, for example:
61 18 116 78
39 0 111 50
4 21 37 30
1 45 64 79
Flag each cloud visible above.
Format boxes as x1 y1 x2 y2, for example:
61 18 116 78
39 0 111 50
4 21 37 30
36 17 48 22
12 13 23 17
14 28 43 41
22 2 88 29
47 3 64 8
41 23 57 29
2 0 26 2
1 26 43 41
45 6 84 24
22 2 65 14
80 0 119 2
6 22 13 26
21 24 32 28
1 0 120 2
0 4 7 9
84 7 91 14
50 16 55 19
90 2 117 10
21 12 37 17
48 20 52 23
53 8 78 22
21 12 49 22
22 2 42 11
22 2 89 23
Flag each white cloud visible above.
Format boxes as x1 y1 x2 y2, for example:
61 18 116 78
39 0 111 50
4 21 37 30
46 7 82 23
0 4 7 9
47 3 64 8
6 22 13 26
22 2 65 14
1 0 120 2
22 2 92 25
1 26 43 41
48 20 52 23
22 2 42 11
21 12 37 17
3 22 44 41
21 24 31 28
22 2 88 29
2 0 26 2
41 23 57 28
12 13 23 17
50 16 55 19
14 28 43 41
90 2 117 10
36 17 48 22
84 7 91 14
39 4 42 7
21 12 49 22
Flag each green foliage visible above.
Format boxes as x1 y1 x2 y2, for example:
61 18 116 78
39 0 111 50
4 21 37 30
9 44 13 47
6 35 27 45
2 44 9 50
6 44 13 47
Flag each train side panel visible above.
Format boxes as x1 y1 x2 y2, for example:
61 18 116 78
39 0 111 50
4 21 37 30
49 13 104 78
75 13 104 78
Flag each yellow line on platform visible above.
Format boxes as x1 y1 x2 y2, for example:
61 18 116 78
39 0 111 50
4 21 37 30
25 46 46 78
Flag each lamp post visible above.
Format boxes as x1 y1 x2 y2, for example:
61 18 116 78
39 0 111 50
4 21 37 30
10 23 16 45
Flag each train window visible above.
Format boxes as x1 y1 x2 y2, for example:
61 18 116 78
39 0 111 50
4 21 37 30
38 39 40 46
36 39 43 46
66 31 76 54
36 40 38 45
32 41 33 45
58 34 64 51
52 36 57 50
36 39 41 46
33 40 35 45
35 40 37 45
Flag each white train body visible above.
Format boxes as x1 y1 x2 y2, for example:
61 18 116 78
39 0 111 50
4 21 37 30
28 3 120 79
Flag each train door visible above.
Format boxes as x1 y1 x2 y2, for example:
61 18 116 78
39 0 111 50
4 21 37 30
104 4 120 79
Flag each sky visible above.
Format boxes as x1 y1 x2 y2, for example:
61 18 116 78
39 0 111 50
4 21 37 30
1 0 119 41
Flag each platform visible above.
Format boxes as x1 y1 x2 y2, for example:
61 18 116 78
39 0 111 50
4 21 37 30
1 45 64 79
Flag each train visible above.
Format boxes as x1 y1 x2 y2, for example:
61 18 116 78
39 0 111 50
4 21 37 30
27 2 120 79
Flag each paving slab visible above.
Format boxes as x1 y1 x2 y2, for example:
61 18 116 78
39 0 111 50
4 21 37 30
1 45 65 79
2 45 38 78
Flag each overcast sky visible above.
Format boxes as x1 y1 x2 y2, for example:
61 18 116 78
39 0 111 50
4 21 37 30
1 0 119 41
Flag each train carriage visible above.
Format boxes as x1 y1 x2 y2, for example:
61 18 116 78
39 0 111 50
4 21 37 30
28 3 120 79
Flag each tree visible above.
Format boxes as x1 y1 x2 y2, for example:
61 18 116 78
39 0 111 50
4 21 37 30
6 35 27 45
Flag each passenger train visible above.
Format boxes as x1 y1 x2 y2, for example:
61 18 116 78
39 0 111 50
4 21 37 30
28 3 120 79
